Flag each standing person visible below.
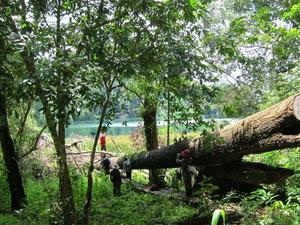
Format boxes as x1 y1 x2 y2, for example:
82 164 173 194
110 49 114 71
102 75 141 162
176 148 192 197
100 153 111 175
99 129 107 151
110 165 122 196
122 157 132 180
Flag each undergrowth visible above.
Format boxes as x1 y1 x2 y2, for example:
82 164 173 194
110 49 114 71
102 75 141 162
0 170 197 225
1 136 300 225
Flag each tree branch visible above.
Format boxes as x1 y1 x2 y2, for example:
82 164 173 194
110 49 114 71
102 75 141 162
17 100 33 137
121 84 144 103
111 84 121 90
19 125 47 160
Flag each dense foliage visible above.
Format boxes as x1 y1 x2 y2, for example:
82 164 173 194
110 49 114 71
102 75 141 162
0 0 299 224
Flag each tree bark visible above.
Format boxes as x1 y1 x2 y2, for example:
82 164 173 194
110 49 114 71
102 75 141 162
39 74 76 225
53 135 76 224
29 61 77 225
142 98 165 186
119 93 300 169
56 83 76 225
83 99 109 225
0 93 27 211
42 1 76 223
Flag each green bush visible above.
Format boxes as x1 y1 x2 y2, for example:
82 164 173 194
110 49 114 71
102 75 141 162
0 177 59 225
165 168 183 190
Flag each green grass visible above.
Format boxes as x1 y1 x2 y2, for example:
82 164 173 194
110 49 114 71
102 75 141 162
0 177 58 225
89 175 197 225
0 172 197 225
1 134 300 225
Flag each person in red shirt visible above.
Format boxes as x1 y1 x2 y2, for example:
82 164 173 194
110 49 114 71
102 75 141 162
99 130 106 151
176 149 192 196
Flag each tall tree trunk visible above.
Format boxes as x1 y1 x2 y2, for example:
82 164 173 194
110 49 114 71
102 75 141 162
22 51 77 224
167 91 170 146
56 84 76 224
83 100 109 225
0 93 26 211
142 98 165 186
51 1 75 223
39 85 76 225
53 136 76 225
83 74 117 223
83 72 116 224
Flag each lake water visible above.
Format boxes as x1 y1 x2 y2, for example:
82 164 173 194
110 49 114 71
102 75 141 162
66 120 166 137
65 118 238 137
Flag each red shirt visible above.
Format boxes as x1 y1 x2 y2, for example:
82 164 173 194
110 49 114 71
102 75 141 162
99 133 106 145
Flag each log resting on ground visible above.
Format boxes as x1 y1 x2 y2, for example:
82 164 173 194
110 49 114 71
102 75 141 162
118 93 300 169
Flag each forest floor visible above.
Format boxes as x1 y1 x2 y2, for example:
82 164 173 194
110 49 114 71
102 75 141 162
1 134 300 224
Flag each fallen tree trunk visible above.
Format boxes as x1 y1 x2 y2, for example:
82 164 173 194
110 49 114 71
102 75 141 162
118 93 300 169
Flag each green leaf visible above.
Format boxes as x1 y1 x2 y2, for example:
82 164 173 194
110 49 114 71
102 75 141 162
284 3 300 20
189 0 196 9
230 17 246 34
211 209 226 225
63 1 71 10
247 35 258 44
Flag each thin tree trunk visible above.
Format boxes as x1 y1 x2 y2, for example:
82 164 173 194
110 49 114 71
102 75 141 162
16 101 33 138
36 83 76 225
52 1 76 223
24 57 77 224
19 125 47 160
0 93 27 211
83 95 110 224
38 75 76 224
